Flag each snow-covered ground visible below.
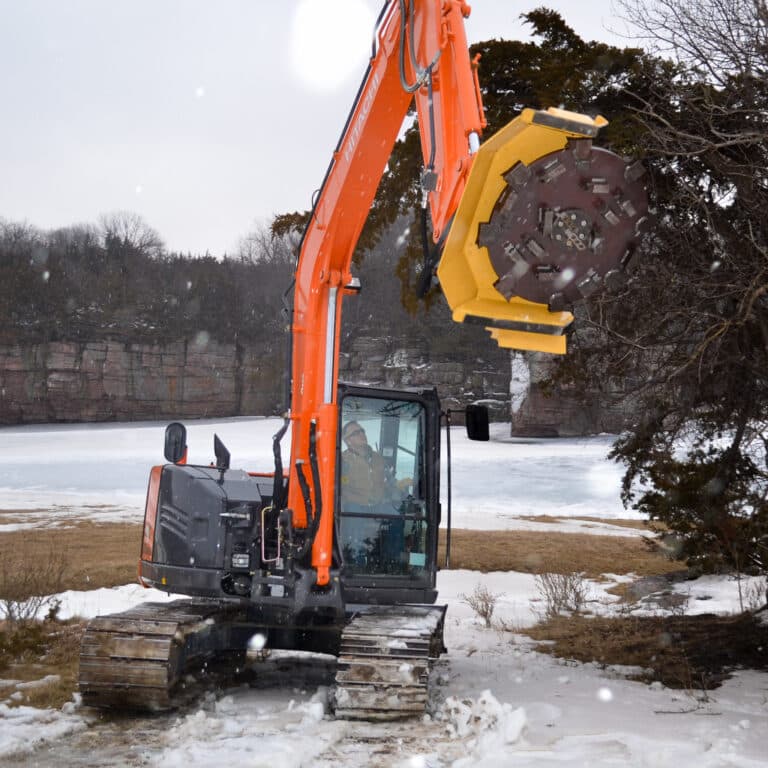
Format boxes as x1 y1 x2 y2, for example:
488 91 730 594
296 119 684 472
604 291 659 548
3 575 767 766
1 418 766 766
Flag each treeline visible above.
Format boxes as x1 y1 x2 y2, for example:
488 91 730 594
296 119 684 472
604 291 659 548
0 212 294 346
0 211 497 361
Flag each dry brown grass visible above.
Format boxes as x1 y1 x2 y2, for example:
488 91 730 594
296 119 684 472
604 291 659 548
0 620 84 709
518 515 656 531
439 528 680 579
0 522 142 594
0 540 70 622
0 518 688 708
522 612 768 690
0 522 140 709
0 522 678 593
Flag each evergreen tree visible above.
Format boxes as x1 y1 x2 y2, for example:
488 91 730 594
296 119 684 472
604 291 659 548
555 0 768 575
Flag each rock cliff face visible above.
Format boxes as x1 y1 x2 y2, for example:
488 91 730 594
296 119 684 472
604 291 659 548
0 338 283 424
0 336 511 425
509 352 639 436
0 337 640 434
339 337 511 420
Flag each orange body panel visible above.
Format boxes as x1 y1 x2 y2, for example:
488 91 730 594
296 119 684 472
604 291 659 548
287 1 484 586
141 465 162 564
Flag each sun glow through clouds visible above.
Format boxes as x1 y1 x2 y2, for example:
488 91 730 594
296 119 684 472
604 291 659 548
290 0 375 91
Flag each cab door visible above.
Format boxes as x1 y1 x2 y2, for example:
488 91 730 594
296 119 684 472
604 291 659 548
336 385 441 605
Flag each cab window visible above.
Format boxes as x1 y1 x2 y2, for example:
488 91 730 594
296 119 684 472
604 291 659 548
338 396 427 577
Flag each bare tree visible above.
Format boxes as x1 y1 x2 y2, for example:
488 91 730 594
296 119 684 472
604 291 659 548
0 217 42 251
48 223 101 252
98 210 164 259
618 0 767 83
236 220 297 268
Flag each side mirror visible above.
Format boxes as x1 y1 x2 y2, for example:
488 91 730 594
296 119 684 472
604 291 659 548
214 433 231 470
465 404 489 442
164 422 187 464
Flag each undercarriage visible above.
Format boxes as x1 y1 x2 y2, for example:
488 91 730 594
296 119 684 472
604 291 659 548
78 599 446 719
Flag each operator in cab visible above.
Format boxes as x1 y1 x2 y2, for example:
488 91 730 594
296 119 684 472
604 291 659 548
340 420 390 510
339 420 408 571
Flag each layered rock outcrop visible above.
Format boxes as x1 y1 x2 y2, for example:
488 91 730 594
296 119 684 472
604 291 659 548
0 336 511 425
0 337 283 424
509 351 639 436
340 337 511 420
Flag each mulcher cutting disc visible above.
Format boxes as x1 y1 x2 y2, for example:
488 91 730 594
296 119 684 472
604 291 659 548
478 138 648 313
436 107 649 353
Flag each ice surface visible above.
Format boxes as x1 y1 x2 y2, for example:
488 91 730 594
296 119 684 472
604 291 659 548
0 418 638 536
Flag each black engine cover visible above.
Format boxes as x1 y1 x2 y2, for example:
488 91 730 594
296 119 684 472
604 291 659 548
153 464 263 570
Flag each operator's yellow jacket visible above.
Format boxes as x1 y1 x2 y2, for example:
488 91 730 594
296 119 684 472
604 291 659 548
340 446 387 507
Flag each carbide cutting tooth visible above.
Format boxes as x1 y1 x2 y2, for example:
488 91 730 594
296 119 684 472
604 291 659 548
576 268 601 297
619 198 637 217
498 188 519 213
604 269 624 292
534 264 558 281
625 160 646 182
569 137 592 165
502 242 532 270
493 242 533 300
548 292 568 313
504 162 532 189
621 246 640 272
494 276 514 299
589 177 611 194
495 263 528 298
541 208 555 237
525 238 548 260
539 159 567 183
477 219 495 246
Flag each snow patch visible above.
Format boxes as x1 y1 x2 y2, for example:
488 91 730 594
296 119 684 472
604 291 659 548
15 675 61 690
440 690 526 741
509 352 530 414
0 703 86 758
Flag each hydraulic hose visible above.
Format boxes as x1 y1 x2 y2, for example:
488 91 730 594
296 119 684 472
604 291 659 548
295 460 313 529
305 420 323 556
271 417 290 510
294 420 323 563
416 211 454 299
398 0 440 94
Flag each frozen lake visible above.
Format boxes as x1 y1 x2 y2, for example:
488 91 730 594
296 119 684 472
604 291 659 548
0 417 638 534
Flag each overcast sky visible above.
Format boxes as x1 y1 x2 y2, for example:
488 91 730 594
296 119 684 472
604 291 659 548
0 1 629 256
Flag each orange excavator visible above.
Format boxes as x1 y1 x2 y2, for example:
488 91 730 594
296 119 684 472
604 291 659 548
79 0 646 718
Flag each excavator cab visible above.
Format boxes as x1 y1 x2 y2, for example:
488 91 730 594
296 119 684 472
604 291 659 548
336 383 442 605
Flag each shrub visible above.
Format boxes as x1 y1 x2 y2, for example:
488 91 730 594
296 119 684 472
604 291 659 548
0 542 69 624
534 570 588 620
461 583 501 628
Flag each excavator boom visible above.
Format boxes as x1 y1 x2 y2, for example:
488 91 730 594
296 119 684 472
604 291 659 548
288 0 647 585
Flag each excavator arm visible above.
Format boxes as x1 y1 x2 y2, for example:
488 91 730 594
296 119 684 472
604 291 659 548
287 0 647 586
